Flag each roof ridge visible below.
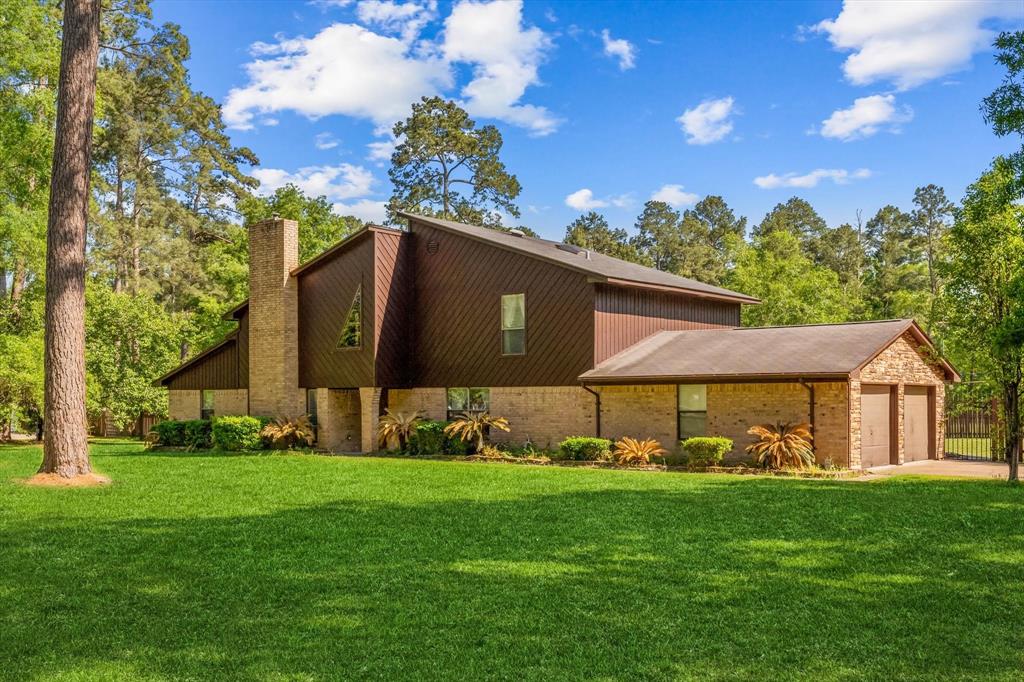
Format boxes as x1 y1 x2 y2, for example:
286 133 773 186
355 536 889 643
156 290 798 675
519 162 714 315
734 319 910 331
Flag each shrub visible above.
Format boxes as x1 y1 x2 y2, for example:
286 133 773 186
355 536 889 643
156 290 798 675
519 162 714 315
183 419 212 449
558 436 612 461
376 409 424 451
154 419 187 446
444 412 510 453
746 422 814 469
612 437 667 466
681 437 733 469
408 420 470 455
211 416 265 451
261 415 316 450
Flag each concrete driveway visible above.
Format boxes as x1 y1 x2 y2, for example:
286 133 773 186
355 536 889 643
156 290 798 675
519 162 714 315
864 459 1012 480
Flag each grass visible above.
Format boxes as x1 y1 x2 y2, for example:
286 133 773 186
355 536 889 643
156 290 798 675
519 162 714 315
1 439 1022 681
945 437 996 459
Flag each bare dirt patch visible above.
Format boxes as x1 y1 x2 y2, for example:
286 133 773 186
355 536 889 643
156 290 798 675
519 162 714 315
21 472 111 487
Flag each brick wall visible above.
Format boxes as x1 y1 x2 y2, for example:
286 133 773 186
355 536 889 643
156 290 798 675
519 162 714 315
707 382 848 466
168 390 200 420
211 389 248 417
855 330 948 467
248 217 305 418
387 386 597 450
388 388 447 421
598 385 677 450
490 386 596 449
316 388 361 453
359 387 383 453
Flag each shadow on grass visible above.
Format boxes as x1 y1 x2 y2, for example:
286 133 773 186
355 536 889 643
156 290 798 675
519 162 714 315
0 458 1022 680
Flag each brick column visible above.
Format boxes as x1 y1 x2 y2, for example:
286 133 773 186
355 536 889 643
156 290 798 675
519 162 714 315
848 379 862 469
248 217 304 418
359 387 383 453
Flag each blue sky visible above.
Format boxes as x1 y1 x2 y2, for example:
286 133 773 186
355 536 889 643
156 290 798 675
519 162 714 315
153 0 1023 240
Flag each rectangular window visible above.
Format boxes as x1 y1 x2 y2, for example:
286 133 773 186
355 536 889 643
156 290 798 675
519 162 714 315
201 390 215 420
678 385 707 441
501 293 526 355
447 387 490 421
306 388 319 427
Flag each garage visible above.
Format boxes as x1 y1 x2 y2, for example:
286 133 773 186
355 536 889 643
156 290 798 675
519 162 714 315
903 386 932 462
861 384 892 468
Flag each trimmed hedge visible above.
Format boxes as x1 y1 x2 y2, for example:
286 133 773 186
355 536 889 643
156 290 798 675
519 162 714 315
183 419 212 449
211 416 265 451
681 437 733 468
558 436 612 461
408 420 469 456
154 419 188 446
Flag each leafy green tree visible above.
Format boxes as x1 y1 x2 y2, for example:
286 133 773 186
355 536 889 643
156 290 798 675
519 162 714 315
85 285 181 429
676 195 747 285
863 205 928 320
387 96 521 226
752 197 828 261
238 184 363 263
942 158 1024 480
564 212 648 264
815 223 867 317
982 31 1024 196
0 331 44 440
911 184 955 329
726 231 849 327
630 200 682 271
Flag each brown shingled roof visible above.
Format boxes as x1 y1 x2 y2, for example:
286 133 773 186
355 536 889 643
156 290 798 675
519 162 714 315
399 212 760 304
579 319 959 383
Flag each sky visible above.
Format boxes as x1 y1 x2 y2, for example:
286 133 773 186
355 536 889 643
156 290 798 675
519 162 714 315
152 0 1024 240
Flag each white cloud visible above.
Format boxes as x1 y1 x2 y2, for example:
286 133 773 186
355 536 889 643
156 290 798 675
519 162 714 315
753 168 871 189
651 184 699 208
356 0 436 43
610 193 634 209
366 138 397 162
223 24 451 130
225 0 558 136
601 29 636 70
332 199 388 222
819 94 913 141
314 132 339 150
253 163 375 201
442 0 560 136
565 188 608 211
677 96 735 145
814 0 1023 90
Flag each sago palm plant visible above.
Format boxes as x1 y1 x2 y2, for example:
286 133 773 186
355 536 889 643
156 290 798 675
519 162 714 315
745 422 814 469
612 436 667 466
261 415 317 450
443 412 510 453
377 409 424 452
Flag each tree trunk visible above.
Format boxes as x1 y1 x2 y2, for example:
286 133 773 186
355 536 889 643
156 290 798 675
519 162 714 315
38 0 100 478
1006 381 1021 482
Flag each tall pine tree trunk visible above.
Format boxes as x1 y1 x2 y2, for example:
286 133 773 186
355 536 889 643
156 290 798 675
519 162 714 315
38 0 100 478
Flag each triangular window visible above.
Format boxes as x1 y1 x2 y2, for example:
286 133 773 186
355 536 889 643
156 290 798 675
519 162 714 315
336 285 362 349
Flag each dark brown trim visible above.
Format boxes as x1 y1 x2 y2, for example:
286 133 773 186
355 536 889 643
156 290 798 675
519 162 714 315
889 384 899 465
581 384 601 438
579 373 849 385
599 277 760 305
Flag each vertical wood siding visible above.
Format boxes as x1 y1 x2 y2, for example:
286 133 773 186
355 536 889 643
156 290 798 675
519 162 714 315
593 284 740 364
236 310 249 388
410 220 595 386
373 231 412 386
298 232 376 388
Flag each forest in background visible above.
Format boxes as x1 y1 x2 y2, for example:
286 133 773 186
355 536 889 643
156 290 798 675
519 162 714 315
0 1 1019 435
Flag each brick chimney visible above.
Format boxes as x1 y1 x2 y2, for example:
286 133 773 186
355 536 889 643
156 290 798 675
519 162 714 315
248 217 304 418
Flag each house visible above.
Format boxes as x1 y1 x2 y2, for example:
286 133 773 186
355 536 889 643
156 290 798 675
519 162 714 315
155 213 959 468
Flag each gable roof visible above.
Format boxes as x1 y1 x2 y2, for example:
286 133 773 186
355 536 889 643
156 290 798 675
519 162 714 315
579 319 959 383
398 212 760 304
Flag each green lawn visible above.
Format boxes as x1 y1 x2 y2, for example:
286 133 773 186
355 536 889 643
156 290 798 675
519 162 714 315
2 440 1022 681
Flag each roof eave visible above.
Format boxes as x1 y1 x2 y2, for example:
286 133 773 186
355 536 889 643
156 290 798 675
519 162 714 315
153 334 237 386
579 372 850 385
598 277 761 305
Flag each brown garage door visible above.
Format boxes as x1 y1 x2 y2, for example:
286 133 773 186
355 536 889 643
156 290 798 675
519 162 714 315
861 385 891 468
904 386 931 462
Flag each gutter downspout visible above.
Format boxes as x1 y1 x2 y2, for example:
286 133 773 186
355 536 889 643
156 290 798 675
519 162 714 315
582 384 601 438
799 379 816 454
